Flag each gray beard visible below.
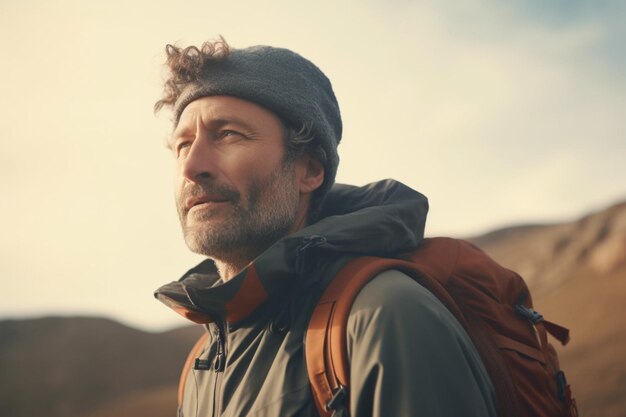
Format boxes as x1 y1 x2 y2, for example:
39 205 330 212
178 165 299 265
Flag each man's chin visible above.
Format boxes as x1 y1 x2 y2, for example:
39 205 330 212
183 233 221 257
182 225 240 257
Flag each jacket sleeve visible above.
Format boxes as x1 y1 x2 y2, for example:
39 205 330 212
346 269 498 417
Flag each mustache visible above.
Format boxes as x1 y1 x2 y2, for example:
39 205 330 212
179 182 241 211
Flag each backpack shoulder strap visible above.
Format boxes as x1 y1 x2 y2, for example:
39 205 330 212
305 238 469 417
305 254 428 417
178 332 210 407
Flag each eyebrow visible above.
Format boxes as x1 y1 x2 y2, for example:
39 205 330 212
171 116 258 141
209 117 257 132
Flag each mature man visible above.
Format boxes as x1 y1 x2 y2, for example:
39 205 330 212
154 38 497 417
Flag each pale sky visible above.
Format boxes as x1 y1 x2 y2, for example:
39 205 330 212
1 0 625 331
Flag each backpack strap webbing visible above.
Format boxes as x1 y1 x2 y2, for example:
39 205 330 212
305 254 441 417
178 332 209 406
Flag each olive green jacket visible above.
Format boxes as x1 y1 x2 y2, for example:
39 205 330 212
155 180 497 417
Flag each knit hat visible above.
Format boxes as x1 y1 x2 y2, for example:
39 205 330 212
173 45 342 204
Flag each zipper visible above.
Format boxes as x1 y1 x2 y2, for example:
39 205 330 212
213 324 226 372
211 322 226 417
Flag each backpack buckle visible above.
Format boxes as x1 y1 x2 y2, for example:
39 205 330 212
325 385 347 411
515 304 544 324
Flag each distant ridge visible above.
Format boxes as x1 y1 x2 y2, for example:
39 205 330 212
470 223 547 247
469 199 626 293
0 316 202 417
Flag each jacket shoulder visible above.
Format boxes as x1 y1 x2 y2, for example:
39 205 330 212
346 269 497 417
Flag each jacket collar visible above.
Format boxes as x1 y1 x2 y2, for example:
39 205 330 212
154 179 428 326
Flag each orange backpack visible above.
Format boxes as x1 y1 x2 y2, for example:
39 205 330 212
179 237 578 417
305 237 577 417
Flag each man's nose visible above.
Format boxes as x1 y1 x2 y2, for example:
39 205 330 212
181 138 216 183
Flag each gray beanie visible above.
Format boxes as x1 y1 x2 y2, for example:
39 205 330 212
173 45 342 204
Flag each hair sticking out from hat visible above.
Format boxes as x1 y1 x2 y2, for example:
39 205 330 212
154 36 231 115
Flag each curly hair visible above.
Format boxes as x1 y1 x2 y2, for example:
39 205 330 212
154 37 231 114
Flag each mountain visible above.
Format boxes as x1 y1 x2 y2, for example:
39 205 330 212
470 201 626 294
1 200 625 417
469 201 626 417
0 317 202 417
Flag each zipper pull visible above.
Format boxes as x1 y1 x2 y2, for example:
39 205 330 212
213 325 226 372
214 352 225 372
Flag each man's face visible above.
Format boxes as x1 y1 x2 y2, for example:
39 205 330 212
172 96 302 260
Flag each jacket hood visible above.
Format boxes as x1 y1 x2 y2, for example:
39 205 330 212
154 179 428 325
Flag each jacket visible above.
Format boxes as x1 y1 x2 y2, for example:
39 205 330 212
155 179 497 417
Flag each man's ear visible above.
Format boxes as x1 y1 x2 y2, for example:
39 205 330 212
297 155 324 194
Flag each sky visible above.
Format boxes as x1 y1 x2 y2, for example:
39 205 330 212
1 0 625 331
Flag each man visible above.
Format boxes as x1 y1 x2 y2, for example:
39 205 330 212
154 38 497 417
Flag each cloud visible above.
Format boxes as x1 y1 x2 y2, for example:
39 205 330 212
334 0 626 235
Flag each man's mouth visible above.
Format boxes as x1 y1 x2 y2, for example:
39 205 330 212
186 196 230 211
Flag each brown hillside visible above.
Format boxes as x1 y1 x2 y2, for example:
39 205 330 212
470 201 626 417
81 385 178 417
0 317 202 417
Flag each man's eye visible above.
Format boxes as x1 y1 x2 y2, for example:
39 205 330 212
176 142 191 154
220 130 244 139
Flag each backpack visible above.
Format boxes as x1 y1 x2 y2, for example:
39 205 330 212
179 237 578 417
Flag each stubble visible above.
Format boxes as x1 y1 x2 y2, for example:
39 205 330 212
177 163 299 264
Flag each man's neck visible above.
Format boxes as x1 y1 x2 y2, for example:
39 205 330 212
211 239 276 280
212 208 311 281
214 260 247 281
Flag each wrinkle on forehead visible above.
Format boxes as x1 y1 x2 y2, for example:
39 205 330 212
174 96 284 140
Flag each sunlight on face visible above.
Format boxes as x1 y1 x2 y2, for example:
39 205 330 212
173 96 301 262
